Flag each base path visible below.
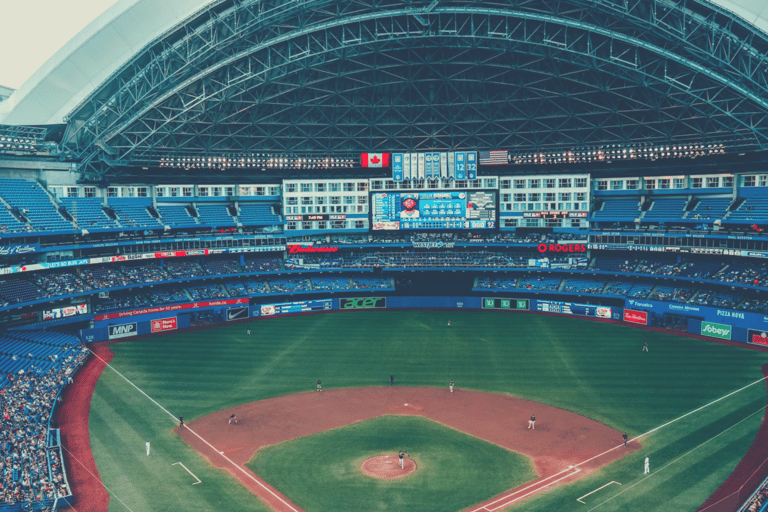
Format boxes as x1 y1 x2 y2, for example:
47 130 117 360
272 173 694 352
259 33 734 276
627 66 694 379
182 387 639 512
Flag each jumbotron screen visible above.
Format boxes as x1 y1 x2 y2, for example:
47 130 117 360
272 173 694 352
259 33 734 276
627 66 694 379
371 191 496 230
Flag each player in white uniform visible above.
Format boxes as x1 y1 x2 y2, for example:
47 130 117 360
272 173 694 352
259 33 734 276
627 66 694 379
146 440 150 456
644 455 650 474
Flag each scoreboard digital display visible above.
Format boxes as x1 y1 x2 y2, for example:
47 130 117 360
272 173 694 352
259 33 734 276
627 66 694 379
259 299 332 316
482 298 529 310
536 300 612 319
371 191 496 230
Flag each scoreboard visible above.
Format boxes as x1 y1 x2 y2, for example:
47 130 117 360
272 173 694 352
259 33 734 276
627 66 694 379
371 190 496 230
536 300 612 319
259 299 332 316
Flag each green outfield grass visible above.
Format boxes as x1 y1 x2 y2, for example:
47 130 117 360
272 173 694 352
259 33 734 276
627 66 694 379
88 311 768 512
247 415 537 512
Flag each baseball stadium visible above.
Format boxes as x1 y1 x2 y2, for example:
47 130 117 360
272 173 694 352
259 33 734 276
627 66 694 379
4 0 768 511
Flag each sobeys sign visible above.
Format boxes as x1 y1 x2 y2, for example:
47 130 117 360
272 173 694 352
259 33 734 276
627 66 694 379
701 321 732 340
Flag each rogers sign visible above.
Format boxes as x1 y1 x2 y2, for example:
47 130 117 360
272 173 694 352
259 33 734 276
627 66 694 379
537 243 587 254
287 245 339 254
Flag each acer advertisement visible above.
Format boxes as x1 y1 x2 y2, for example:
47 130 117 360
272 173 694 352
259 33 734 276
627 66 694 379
623 309 648 325
340 297 386 309
151 317 177 333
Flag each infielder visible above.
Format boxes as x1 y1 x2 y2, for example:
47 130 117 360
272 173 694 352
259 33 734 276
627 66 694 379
317 379 322 392
398 451 407 469
449 380 454 393
644 455 650 474
145 440 150 456
528 415 536 429
229 414 238 424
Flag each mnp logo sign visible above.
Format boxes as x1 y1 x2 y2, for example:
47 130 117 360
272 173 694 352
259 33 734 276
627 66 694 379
108 322 137 339
701 321 732 340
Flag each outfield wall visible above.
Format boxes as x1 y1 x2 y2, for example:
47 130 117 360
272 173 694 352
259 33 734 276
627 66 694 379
79 294 768 346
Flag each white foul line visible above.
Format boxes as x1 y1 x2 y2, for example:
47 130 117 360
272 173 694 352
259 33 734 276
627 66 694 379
88 348 302 512
482 469 582 511
468 373 768 512
172 462 202 485
577 481 621 504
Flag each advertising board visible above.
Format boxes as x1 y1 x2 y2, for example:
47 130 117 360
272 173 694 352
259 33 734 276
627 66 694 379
339 297 386 309
151 317 177 333
226 307 249 321
701 321 732 340
108 322 138 339
623 309 648 325
42 303 88 321
748 329 768 346
482 298 529 310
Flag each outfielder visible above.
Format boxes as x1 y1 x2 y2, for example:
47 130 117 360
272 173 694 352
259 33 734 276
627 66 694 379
644 455 650 474
145 440 150 456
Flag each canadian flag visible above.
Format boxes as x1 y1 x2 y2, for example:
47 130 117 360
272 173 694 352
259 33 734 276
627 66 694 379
361 153 390 168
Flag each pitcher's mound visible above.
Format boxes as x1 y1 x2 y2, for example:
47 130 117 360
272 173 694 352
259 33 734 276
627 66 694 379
360 455 416 479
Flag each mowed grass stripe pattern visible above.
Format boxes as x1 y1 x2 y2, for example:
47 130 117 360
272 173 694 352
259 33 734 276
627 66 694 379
248 416 538 512
90 311 768 512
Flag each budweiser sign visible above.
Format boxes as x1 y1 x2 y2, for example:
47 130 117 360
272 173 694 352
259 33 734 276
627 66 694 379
537 243 587 253
287 245 339 254
623 309 648 325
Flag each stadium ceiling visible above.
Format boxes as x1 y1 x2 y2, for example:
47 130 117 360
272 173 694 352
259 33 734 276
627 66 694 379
7 0 768 178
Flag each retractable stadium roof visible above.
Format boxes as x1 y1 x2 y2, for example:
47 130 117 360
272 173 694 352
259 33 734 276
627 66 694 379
2 0 768 177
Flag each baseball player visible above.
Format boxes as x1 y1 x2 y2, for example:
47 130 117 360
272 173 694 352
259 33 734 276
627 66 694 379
317 379 322 392
642 342 648 352
229 414 237 424
449 380 454 393
447 319 451 327
623 433 628 446
528 415 536 429
145 440 150 456
247 328 251 335
179 415 184 429
398 451 407 469
390 375 395 386
644 455 650 474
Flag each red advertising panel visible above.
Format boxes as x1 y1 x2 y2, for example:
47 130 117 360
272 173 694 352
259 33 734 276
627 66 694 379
623 309 648 325
94 298 247 321
151 317 177 333
748 329 768 346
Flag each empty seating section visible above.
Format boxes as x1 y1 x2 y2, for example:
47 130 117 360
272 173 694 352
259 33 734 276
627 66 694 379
728 198 768 222
238 204 280 224
352 277 392 289
164 260 208 279
109 199 161 228
119 262 172 283
689 197 732 220
269 278 310 293
519 276 560 291
188 284 227 300
593 198 640 219
643 198 687 220
196 205 235 226
592 257 638 273
562 278 606 294
93 292 151 313
225 281 248 297
649 285 692 302
0 179 74 232
0 277 45 305
243 257 283 272
0 207 28 234
245 279 270 294
604 281 633 295
628 282 652 298
203 258 242 275
691 289 742 309
157 205 197 227
60 197 119 230
0 330 85 506
147 286 188 305
310 277 350 291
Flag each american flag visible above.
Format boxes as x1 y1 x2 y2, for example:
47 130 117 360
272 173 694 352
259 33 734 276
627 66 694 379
478 150 509 165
